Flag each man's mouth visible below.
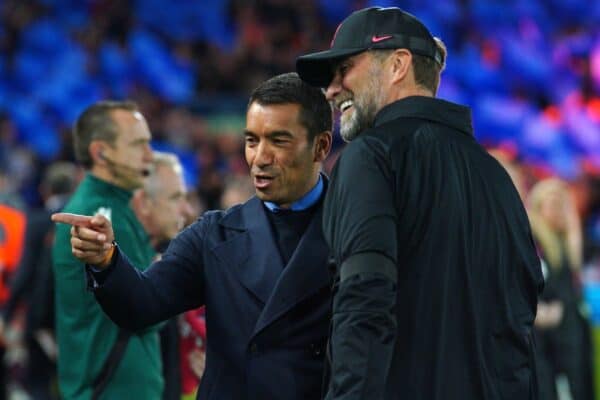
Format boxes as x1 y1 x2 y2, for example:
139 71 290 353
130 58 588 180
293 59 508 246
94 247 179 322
254 174 274 189
338 99 354 113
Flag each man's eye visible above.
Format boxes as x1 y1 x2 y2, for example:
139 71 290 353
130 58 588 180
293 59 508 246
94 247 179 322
338 63 350 76
245 137 257 144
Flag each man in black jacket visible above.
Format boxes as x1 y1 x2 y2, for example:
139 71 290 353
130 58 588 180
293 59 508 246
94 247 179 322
297 7 544 400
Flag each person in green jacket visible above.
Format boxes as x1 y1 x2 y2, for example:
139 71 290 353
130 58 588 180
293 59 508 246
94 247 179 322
52 100 162 399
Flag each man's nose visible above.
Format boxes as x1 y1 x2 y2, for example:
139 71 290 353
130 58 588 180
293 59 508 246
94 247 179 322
325 73 342 102
254 142 273 167
180 199 193 218
143 144 153 162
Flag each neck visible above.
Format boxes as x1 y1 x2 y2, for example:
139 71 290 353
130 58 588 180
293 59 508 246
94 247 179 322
90 165 118 186
383 85 433 108
90 164 135 191
149 234 164 248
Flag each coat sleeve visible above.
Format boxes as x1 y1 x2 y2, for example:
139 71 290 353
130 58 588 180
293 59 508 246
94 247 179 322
90 217 209 331
323 137 398 400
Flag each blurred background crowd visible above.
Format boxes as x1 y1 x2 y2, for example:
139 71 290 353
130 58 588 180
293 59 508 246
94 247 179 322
0 0 599 399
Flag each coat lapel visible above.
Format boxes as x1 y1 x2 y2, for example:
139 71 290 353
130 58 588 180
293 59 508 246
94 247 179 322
211 197 284 304
253 205 330 336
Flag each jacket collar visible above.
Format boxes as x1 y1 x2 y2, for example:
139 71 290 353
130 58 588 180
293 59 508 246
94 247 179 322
213 196 283 303
213 181 330 334
374 96 474 137
218 196 268 231
85 173 134 202
252 202 330 336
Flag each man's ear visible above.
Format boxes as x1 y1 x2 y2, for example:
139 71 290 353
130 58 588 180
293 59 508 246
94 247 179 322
89 141 107 165
313 131 333 162
390 49 412 85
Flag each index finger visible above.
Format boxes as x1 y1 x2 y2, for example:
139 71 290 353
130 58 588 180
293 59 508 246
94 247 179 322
51 213 94 227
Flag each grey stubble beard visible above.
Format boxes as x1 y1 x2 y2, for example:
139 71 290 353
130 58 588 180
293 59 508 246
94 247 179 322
338 73 383 142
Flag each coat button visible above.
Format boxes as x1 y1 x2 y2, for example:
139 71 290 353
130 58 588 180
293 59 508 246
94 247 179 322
250 342 259 354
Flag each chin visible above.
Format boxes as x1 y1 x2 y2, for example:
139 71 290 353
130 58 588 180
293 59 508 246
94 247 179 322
340 118 361 142
258 192 285 205
127 179 145 190
260 195 278 203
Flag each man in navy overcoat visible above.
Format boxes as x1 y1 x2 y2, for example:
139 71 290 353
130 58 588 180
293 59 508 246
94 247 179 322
52 73 334 400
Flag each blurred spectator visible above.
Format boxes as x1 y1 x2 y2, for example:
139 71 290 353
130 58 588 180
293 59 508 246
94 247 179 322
528 178 595 400
130 151 193 400
184 190 205 226
179 308 206 400
132 154 207 400
0 166 28 400
0 170 25 212
131 151 192 251
585 179 600 267
0 175 27 400
0 196 26 305
488 147 529 200
219 175 254 209
1 161 78 400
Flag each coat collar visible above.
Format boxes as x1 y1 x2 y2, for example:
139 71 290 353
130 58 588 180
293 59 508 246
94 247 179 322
212 187 330 335
212 197 284 303
374 96 474 137
253 203 330 336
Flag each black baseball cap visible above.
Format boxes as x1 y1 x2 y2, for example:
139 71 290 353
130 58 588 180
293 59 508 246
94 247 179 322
296 7 443 87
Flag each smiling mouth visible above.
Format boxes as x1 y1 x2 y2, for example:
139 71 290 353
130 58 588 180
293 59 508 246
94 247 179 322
339 99 354 113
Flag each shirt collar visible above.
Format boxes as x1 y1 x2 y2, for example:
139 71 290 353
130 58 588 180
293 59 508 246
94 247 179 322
264 174 323 213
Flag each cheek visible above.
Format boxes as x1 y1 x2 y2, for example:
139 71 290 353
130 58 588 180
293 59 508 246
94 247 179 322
160 213 176 231
245 148 254 165
168 204 181 220
275 155 294 177
284 155 311 182
132 148 144 160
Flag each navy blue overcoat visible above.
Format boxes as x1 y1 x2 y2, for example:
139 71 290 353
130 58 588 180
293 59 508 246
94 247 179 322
92 196 332 400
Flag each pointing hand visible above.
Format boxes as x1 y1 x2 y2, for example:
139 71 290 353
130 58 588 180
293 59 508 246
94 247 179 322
51 213 116 268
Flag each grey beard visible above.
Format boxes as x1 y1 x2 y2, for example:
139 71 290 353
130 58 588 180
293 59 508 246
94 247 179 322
339 102 377 142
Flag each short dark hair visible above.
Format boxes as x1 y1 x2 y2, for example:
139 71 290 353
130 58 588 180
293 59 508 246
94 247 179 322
73 100 139 168
412 37 447 95
248 72 332 142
